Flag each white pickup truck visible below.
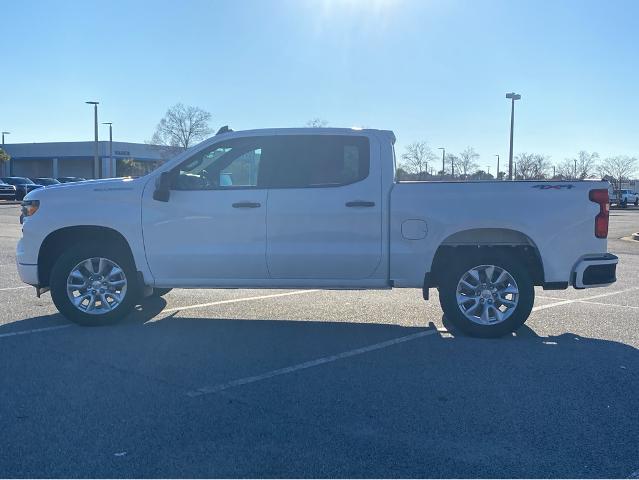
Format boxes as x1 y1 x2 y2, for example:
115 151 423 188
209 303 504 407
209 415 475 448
17 128 618 337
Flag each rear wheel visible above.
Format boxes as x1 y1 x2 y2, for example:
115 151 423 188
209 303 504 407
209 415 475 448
50 245 140 326
438 252 534 338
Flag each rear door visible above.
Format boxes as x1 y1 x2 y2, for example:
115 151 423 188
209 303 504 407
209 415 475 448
262 134 382 280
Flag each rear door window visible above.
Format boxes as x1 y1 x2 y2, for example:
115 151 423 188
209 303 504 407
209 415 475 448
260 135 370 189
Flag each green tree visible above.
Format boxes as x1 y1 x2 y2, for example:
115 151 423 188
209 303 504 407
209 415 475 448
0 148 10 176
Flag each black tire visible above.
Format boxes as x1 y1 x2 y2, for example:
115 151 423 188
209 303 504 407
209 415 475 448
438 251 534 338
50 244 140 326
634 199 638 207
151 287 172 297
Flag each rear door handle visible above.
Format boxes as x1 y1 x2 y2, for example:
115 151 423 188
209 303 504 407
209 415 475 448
232 202 261 208
345 201 375 207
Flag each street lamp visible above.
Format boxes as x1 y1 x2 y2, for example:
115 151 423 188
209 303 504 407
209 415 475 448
495 154 500 180
1 132 10 176
86 101 100 179
437 147 445 179
505 92 521 180
102 122 113 178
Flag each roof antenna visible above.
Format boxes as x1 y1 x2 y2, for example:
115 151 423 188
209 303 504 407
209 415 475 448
216 125 232 135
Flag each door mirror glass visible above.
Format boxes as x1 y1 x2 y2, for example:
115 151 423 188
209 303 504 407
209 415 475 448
153 171 171 202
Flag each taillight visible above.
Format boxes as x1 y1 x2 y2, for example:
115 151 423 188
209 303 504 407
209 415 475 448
589 189 609 238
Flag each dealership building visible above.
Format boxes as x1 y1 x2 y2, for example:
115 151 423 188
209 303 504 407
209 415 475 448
1 141 176 179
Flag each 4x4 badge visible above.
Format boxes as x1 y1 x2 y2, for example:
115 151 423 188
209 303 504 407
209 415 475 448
532 184 575 190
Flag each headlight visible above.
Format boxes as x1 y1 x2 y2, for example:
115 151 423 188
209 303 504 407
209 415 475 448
21 200 40 218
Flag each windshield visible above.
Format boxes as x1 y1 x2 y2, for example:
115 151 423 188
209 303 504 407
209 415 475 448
2 177 34 185
35 178 60 185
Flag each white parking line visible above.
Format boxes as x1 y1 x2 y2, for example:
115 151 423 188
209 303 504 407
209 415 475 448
186 285 639 397
532 287 639 312
187 328 438 397
0 286 30 292
579 300 639 310
0 324 72 339
160 289 320 314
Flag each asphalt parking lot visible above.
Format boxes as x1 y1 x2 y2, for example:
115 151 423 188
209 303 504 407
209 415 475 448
0 203 638 478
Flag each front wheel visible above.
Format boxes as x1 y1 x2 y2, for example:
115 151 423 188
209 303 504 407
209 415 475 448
438 252 534 338
50 245 139 326
151 287 172 297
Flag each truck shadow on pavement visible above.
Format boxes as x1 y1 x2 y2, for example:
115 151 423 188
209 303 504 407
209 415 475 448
1 298 638 478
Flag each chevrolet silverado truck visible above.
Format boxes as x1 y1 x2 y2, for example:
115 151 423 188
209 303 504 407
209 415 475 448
17 128 618 337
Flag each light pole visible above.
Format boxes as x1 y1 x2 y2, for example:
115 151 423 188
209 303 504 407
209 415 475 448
438 147 445 179
506 92 521 180
86 101 100 179
102 122 113 178
1 131 10 176
495 154 500 180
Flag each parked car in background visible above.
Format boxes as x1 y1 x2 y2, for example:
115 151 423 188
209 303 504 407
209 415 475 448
609 188 639 206
0 181 17 200
57 177 86 183
0 177 43 200
31 177 61 186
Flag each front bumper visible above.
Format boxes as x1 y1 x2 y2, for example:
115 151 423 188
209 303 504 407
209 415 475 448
17 262 39 286
573 253 618 289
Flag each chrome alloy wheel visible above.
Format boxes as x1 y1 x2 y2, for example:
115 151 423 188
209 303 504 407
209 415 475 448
66 257 127 315
455 264 519 325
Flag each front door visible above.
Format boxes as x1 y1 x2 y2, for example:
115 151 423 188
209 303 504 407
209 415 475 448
141 138 268 286
262 134 382 280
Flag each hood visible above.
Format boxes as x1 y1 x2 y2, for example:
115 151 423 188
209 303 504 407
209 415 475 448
24 177 143 201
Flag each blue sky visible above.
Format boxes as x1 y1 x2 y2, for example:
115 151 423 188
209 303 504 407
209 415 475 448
2 0 638 170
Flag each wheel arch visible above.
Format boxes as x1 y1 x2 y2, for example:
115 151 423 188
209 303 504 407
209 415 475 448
427 228 545 289
38 225 136 288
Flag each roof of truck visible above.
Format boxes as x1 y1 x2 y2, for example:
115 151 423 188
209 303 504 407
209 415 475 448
212 127 396 144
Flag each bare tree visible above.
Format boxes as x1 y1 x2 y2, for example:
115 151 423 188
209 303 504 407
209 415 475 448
444 154 459 176
306 118 328 128
151 103 213 150
556 151 600 180
457 147 480 178
401 141 437 179
515 153 551 180
598 155 638 193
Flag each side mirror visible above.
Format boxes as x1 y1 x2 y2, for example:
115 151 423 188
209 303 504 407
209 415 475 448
153 171 171 202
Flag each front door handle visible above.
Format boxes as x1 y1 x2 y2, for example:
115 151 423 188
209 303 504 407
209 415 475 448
232 202 261 208
345 201 375 207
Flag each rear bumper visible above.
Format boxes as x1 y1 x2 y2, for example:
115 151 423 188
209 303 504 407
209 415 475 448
572 253 618 289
